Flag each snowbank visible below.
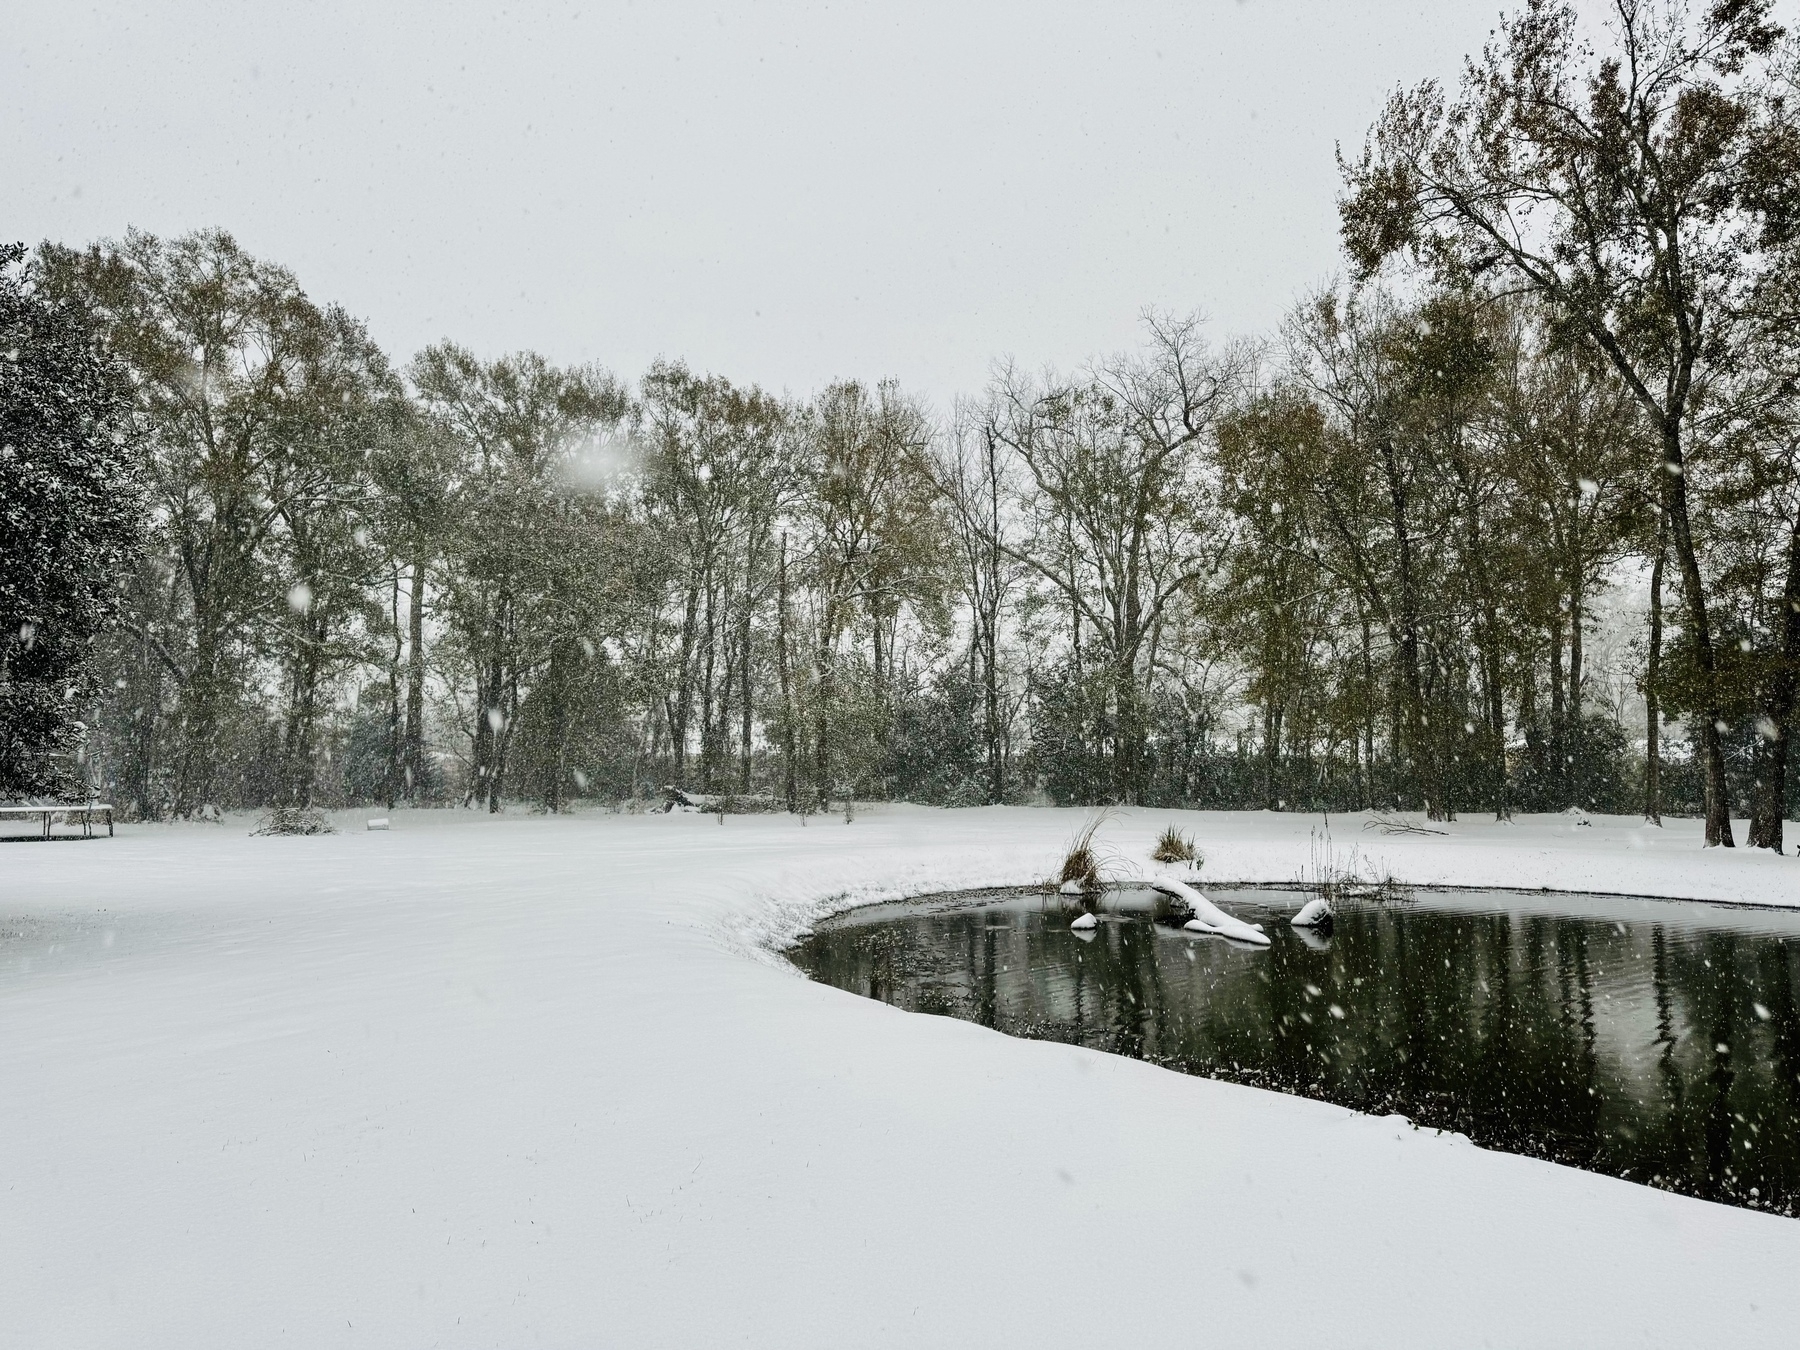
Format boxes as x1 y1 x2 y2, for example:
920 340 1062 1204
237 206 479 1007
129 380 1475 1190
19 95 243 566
2 805 1796 1348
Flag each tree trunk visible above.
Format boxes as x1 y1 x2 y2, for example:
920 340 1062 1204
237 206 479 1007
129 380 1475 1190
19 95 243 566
1485 640 1507 821
1660 429 1734 846
487 666 516 814
404 553 428 800
1568 574 1585 808
1262 692 1281 811
123 587 167 818
1359 612 1376 810
1747 516 1800 851
776 535 797 812
739 600 754 795
280 614 323 807
1451 459 1508 819
1569 565 1584 810
384 569 404 810
700 578 720 793
1520 640 1541 807
993 612 1008 802
470 653 503 810
467 672 491 809
982 439 1006 805
814 603 835 812
1644 513 1665 826
469 587 512 813
670 580 701 786
542 638 566 814
1548 613 1566 807
173 614 224 817
467 590 507 810
1113 660 1138 805
1383 442 1434 816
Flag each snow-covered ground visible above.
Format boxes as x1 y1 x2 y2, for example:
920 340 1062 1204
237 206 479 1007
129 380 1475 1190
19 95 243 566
3 805 1797 1348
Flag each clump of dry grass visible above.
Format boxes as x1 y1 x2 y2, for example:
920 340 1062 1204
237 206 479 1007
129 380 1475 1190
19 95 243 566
1301 824 1411 902
1056 809 1115 892
1151 825 1198 865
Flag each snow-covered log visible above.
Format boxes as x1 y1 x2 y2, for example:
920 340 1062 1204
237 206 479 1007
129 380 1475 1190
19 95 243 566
662 786 781 814
1151 876 1271 946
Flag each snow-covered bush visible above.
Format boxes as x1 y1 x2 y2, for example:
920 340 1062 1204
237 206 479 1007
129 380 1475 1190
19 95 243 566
252 806 335 836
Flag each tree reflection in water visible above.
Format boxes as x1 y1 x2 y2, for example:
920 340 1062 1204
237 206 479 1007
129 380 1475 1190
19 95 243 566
791 889 1800 1214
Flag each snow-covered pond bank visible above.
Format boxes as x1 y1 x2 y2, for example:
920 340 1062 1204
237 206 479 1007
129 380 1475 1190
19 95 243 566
4 805 1799 1348
792 883 1800 1214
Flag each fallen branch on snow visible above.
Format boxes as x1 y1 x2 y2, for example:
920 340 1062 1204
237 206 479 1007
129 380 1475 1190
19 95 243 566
1364 811 1447 837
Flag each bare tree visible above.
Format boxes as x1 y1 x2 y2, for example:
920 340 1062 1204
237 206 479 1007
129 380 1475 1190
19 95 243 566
929 399 1021 803
998 313 1239 803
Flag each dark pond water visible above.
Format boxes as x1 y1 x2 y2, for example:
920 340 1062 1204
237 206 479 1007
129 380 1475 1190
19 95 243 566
790 887 1800 1214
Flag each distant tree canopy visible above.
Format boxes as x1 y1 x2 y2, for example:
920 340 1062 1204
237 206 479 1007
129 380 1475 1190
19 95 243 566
13 3 1800 851
0 241 143 798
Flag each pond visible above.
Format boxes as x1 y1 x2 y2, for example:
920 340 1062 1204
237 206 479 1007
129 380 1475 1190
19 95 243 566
789 886 1800 1214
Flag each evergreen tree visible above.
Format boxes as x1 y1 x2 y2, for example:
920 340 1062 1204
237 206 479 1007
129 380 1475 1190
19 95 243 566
0 243 143 799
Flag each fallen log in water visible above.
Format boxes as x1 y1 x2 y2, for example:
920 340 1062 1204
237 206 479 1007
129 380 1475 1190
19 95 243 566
1148 875 1271 946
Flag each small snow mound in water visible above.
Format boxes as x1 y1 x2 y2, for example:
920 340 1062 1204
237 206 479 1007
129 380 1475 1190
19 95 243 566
1070 912 1098 931
1058 878 1086 896
1291 897 1334 928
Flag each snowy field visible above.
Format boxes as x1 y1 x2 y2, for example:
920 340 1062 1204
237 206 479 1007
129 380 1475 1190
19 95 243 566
4 805 1799 1349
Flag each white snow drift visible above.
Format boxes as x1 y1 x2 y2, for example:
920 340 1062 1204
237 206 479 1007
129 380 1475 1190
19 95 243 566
3 804 1798 1349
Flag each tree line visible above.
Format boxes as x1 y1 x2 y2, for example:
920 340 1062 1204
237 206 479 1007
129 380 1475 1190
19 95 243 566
4 0 1797 848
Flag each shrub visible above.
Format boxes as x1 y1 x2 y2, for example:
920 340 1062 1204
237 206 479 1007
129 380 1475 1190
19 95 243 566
1151 825 1198 864
252 805 335 836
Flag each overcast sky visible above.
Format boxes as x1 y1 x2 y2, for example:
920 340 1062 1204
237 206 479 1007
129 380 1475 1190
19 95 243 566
9 1 1528 407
